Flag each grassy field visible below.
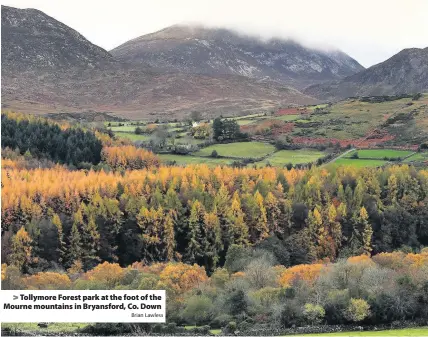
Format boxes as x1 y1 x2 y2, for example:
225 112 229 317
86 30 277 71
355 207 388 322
195 142 276 158
307 103 329 111
114 132 151 141
236 119 258 125
292 96 427 142
258 149 325 167
273 114 300 121
109 125 137 132
184 325 222 335
333 158 387 168
227 113 266 120
175 137 206 145
345 149 414 159
159 154 234 167
404 151 428 163
103 121 129 126
292 327 428 336
161 149 326 168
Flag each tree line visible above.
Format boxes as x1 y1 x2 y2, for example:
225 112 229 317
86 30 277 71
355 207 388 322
2 250 428 333
1 112 103 166
2 163 427 274
1 112 159 171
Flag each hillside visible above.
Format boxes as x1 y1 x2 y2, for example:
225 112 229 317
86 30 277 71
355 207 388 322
1 66 318 119
1 5 114 71
305 47 428 100
1 6 317 119
110 24 364 89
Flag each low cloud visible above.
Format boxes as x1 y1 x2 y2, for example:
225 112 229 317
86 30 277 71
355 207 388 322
3 0 428 67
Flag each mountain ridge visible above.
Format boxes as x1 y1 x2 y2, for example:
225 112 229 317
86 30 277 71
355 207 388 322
1 6 318 119
1 5 115 71
304 47 428 100
110 24 364 89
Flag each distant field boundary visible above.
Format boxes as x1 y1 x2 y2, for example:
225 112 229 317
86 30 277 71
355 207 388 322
191 150 277 161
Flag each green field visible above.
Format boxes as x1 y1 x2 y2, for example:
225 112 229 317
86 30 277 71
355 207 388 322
161 148 326 168
273 114 300 121
195 142 275 158
175 137 206 145
227 113 265 120
404 152 428 163
345 149 415 159
293 96 427 142
307 103 329 111
109 125 137 132
159 154 234 167
258 149 325 167
184 326 222 335
333 158 387 168
103 121 130 126
236 119 258 125
114 132 150 141
293 327 428 336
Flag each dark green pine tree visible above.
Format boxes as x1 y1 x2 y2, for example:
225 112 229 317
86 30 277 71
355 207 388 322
185 200 206 264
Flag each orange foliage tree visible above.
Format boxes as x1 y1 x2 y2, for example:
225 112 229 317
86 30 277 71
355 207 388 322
102 146 160 170
278 264 324 288
24 272 72 290
83 262 125 288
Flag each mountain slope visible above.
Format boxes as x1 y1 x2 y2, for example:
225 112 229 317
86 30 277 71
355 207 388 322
1 5 114 71
1 6 318 119
305 47 428 100
110 25 364 89
2 68 318 119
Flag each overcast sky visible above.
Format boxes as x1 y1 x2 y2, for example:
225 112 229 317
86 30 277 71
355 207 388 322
2 0 427 68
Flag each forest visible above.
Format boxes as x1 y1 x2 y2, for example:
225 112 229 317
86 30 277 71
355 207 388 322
1 111 428 334
1 112 103 166
2 162 428 273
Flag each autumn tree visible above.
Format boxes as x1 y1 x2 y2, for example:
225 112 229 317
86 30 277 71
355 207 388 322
10 227 33 272
84 261 124 288
186 200 206 265
226 192 249 246
137 206 163 262
265 192 281 234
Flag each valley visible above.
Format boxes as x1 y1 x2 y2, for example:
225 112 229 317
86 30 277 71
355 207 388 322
1 3 428 337
99 95 427 169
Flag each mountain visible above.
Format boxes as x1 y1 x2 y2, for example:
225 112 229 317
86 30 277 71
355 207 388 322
1 5 114 71
2 67 318 119
1 6 318 119
110 25 364 89
305 47 428 100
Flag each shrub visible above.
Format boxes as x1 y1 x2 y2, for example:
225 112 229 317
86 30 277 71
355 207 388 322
182 295 213 326
193 325 211 334
303 303 325 325
81 323 134 335
412 93 422 101
210 314 233 329
351 151 359 159
225 321 237 334
345 298 371 322
151 324 163 333
165 322 177 333
210 268 229 288
211 150 218 158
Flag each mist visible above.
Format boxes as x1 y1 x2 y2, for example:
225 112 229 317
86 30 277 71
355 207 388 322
2 0 427 67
